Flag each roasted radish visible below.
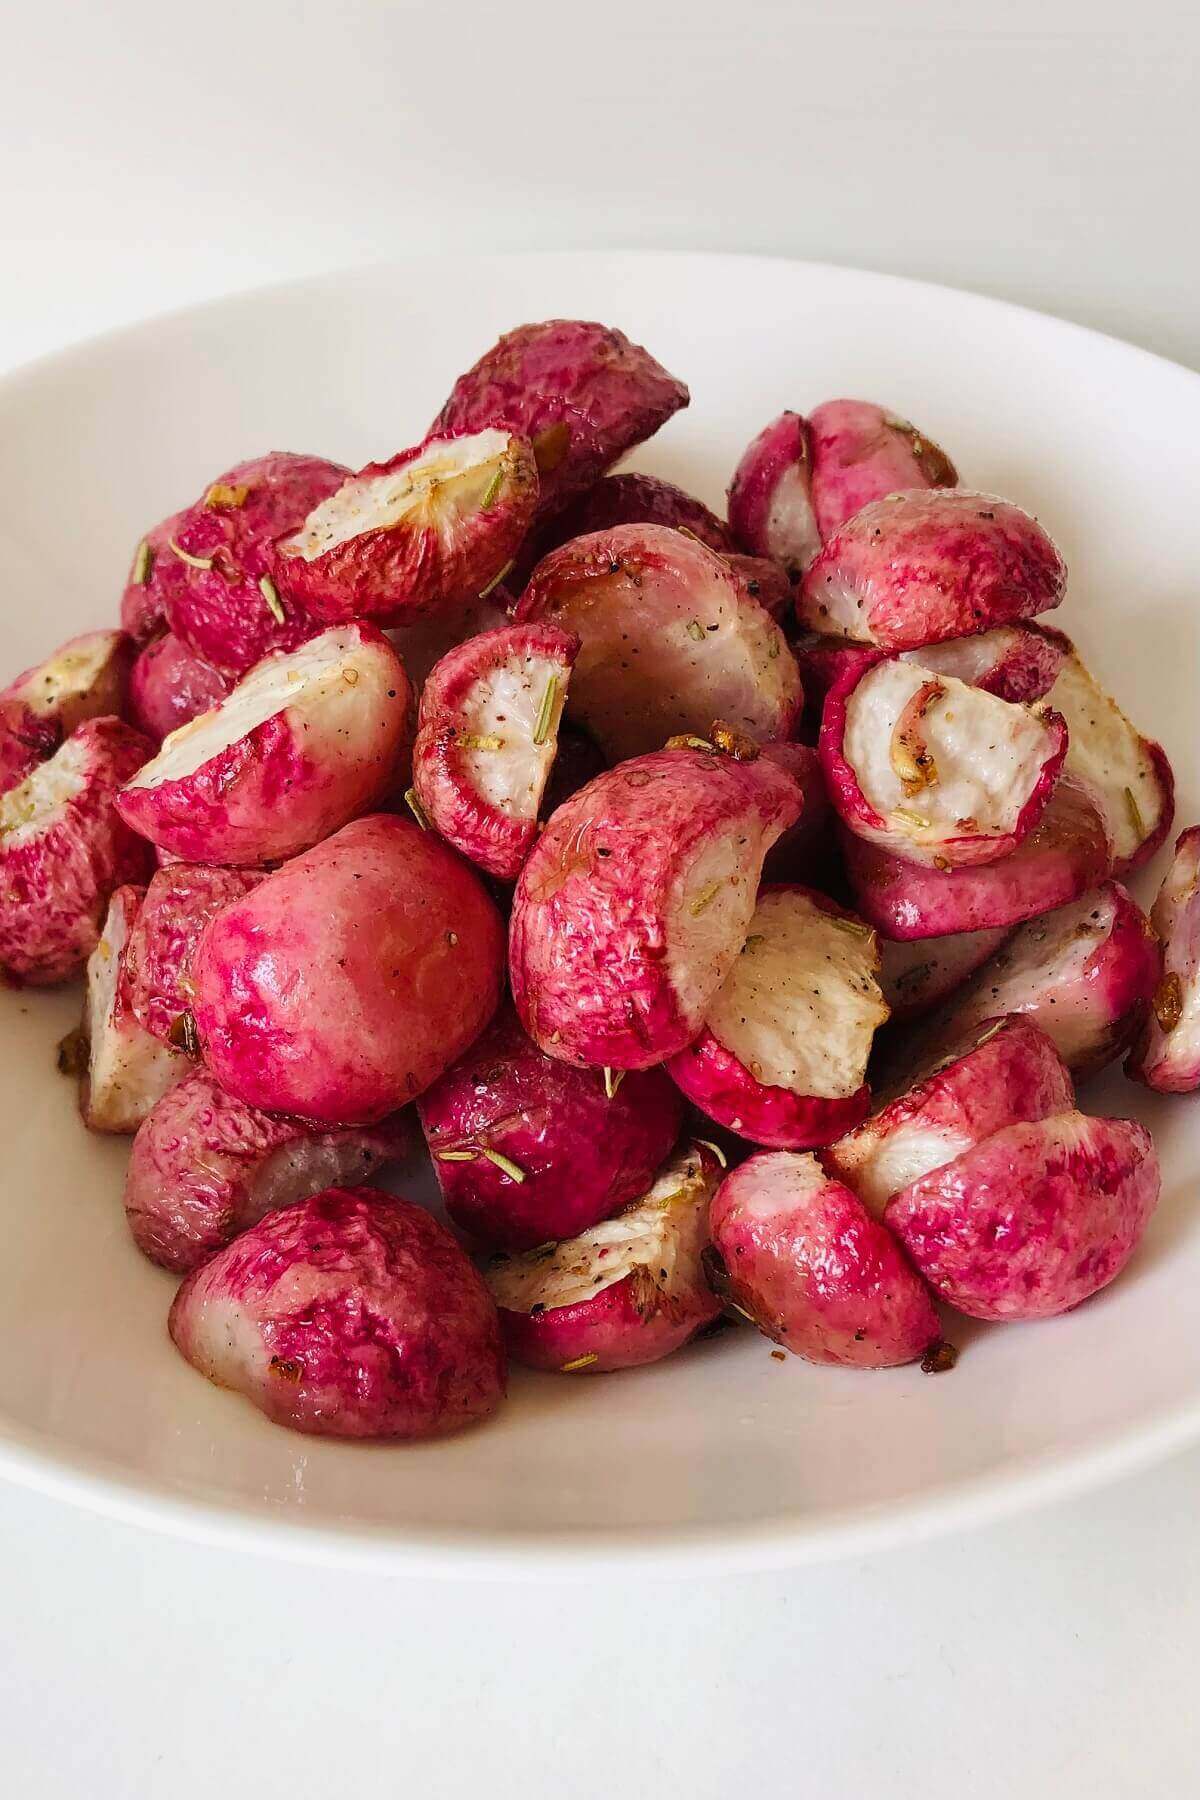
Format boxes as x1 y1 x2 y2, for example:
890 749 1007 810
900 623 1066 704
758 740 834 883
78 885 187 1133
385 590 509 693
519 471 734 585
412 622 578 880
169 1187 505 1438
1129 827 1200 1092
116 623 411 865
666 885 888 1148
3 630 132 740
807 399 957 539
486 1144 722 1372
878 925 1012 1020
727 411 821 575
120 510 188 645
707 1150 941 1367
509 743 801 1068
127 633 230 743
121 862 264 1045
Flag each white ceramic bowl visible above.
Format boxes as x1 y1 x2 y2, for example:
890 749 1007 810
0 252 1196 1575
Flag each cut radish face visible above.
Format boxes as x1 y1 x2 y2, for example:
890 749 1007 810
509 745 802 1069
807 399 957 540
278 429 538 623
4 630 133 737
707 1150 942 1368
899 623 1066 704
486 1143 722 1372
116 623 411 865
666 885 887 1148
1042 637 1174 875
824 1014 1075 1218
900 881 1162 1077
515 523 801 761
727 412 821 576
879 925 1012 1020
80 885 187 1133
1128 827 1200 1092
412 623 579 880
798 490 1067 651
821 654 1068 867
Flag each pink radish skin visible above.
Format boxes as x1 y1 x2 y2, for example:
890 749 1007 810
509 745 802 1069
902 882 1162 1077
727 411 821 576
0 701 57 797
798 489 1066 651
900 623 1066 704
79 885 187 1133
120 510 189 645
1129 826 1200 1092
430 319 689 520
879 925 1013 1020
824 1015 1075 1218
666 885 887 1149
116 623 411 866
708 1151 941 1367
192 814 505 1126
820 652 1068 868
385 591 509 694
515 523 802 762
128 633 230 743
512 471 735 587
486 1144 722 1372
886 1112 1160 1321
126 1067 407 1273
412 622 579 880
169 1187 505 1439
726 554 791 621
807 399 957 540
120 862 264 1045
160 453 348 676
0 717 153 985
278 429 538 625
842 776 1112 940
418 1004 685 1251
759 741 834 884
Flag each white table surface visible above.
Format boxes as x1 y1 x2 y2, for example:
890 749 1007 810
2 3 1199 1794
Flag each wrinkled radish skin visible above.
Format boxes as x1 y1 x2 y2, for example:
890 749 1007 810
385 591 509 694
80 886 187 1132
121 511 188 645
418 1005 684 1251
192 814 505 1125
516 472 734 586
169 1187 505 1438
413 622 578 880
486 1144 722 1372
121 863 264 1044
117 624 411 865
759 741 834 884
128 634 230 743
798 490 1066 650
900 624 1066 704
1129 827 1200 1091
515 524 801 761
126 1067 407 1272
822 655 1068 867
807 400 957 540
708 1151 941 1367
879 925 1012 1020
886 1112 1160 1320
509 745 801 1068
727 412 821 575
824 1016 1075 1217
0 718 153 985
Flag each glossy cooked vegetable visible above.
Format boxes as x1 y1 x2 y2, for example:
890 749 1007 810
79 885 187 1132
1127 827 1200 1093
807 399 957 539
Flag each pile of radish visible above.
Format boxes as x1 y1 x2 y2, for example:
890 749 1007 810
6 318 1193 1442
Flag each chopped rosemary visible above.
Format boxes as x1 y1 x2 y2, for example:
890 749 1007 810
1125 786 1145 840
560 1353 598 1372
893 807 930 829
532 674 558 747
479 465 504 511
688 882 722 917
403 787 430 830
479 558 514 599
435 1149 478 1163
131 539 152 585
167 538 213 571
259 574 286 624
767 638 780 659
459 732 504 751
829 915 873 939
694 1138 728 1168
602 1065 626 1100
204 481 249 509
479 1146 526 1183
686 618 705 642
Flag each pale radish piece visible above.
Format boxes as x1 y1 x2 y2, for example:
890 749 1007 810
841 775 1111 940
486 1143 722 1372
79 885 187 1133
821 654 1068 867
1128 827 1200 1092
127 633 230 743
514 523 801 760
192 814 506 1126
125 1067 408 1273
900 883 1161 1077
418 1004 684 1252
823 1016 1074 1218
798 490 1066 650
886 1112 1160 1321
430 318 689 520
1041 636 1174 875
412 623 579 880
116 624 410 865
707 1151 942 1368
509 744 802 1069
278 429 538 623
666 885 887 1148
3 630 133 738
899 623 1066 704
808 399 957 540
169 1187 505 1439
121 863 264 1045
0 717 153 985
879 924 1012 1020
727 412 821 575
384 590 509 693
159 453 348 676
759 741 834 884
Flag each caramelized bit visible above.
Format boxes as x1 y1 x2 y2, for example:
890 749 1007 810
1154 971 1184 1033
890 678 945 797
921 1339 959 1375
56 1026 88 1076
710 720 761 762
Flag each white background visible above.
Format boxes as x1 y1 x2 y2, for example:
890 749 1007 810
2 2 1199 1793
